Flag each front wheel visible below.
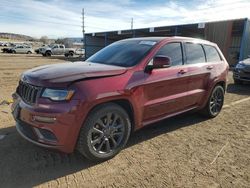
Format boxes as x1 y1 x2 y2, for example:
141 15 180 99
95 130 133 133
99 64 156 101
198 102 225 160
201 85 224 118
68 52 74 57
45 51 52 57
77 103 131 161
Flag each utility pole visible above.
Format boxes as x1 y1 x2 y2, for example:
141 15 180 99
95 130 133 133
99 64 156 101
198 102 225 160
131 18 133 30
82 8 85 48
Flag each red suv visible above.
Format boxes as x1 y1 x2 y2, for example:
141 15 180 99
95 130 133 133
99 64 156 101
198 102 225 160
12 37 229 161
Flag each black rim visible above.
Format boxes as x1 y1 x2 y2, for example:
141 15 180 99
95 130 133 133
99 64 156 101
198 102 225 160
210 88 223 115
89 112 125 154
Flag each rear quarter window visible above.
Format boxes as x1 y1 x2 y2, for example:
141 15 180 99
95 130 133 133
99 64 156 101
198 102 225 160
203 45 222 62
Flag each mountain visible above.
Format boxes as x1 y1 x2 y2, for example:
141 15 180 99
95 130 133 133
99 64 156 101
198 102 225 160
0 33 34 41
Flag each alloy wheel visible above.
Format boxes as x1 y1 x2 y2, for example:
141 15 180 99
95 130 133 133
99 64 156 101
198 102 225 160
209 88 224 116
89 112 125 154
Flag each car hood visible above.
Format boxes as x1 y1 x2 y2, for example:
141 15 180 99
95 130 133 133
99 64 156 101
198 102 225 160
22 61 127 87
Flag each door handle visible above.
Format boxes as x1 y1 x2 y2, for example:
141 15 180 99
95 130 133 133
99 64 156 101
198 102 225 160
178 69 187 74
207 65 214 70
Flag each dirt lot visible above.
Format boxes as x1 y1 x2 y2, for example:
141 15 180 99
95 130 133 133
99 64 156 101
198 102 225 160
0 53 249 188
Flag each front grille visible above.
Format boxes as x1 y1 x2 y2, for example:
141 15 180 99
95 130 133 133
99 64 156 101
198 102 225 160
17 81 41 104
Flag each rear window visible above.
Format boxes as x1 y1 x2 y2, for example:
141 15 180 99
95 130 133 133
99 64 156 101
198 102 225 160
185 43 206 64
203 45 222 62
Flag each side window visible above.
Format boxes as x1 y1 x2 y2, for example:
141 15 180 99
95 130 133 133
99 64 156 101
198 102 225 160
156 43 183 66
203 45 222 62
185 43 206 64
60 45 64 48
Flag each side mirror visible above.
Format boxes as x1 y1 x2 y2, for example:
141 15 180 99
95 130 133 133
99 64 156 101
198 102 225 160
153 55 171 68
145 56 171 72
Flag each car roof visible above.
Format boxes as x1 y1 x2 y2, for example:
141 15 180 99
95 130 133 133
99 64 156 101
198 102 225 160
122 36 216 46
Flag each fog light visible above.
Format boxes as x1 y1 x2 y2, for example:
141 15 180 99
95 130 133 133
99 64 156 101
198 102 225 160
32 116 56 123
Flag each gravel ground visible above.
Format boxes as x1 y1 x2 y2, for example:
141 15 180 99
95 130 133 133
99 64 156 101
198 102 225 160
0 53 249 188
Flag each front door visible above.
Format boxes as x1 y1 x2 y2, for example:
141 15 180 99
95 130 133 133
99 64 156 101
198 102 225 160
142 42 190 122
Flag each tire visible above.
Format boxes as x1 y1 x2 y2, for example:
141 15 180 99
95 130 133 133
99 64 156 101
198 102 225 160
234 79 242 85
45 51 52 57
12 50 16 54
27 51 32 54
68 52 74 57
64 54 69 57
201 85 225 118
77 103 131 161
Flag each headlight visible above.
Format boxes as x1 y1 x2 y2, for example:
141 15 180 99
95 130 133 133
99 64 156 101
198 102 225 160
235 61 245 69
42 88 74 101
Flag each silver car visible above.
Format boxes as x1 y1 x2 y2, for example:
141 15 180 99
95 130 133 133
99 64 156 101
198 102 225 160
11 45 33 54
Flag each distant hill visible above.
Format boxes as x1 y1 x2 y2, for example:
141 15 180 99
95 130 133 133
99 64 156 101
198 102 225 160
0 33 34 41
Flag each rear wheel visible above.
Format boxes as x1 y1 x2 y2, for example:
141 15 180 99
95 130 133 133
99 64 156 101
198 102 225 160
77 103 131 161
201 85 224 118
12 50 16 54
27 51 32 54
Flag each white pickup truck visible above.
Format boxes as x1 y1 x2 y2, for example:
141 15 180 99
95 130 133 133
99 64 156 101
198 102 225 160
40 44 76 57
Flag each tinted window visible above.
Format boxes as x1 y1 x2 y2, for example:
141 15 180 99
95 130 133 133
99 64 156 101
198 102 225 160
156 43 183 66
204 45 221 62
87 40 157 67
60 45 64 48
185 43 206 64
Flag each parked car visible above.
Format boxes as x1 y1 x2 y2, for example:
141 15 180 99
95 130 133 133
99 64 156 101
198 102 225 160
1 44 16 53
40 44 75 57
74 48 85 56
10 45 33 54
233 57 250 84
2 47 12 53
12 37 229 161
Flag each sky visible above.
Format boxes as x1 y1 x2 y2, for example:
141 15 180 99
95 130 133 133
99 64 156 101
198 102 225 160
0 0 250 38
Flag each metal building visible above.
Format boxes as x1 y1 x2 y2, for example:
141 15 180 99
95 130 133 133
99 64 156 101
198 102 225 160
84 18 250 66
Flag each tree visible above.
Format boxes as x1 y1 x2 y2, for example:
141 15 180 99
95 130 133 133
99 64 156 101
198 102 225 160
40 36 49 44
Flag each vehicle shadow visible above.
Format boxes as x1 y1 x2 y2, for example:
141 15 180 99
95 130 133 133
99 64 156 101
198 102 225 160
0 113 207 187
227 83 250 95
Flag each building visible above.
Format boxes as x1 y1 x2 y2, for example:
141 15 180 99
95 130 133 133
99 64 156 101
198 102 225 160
84 18 250 65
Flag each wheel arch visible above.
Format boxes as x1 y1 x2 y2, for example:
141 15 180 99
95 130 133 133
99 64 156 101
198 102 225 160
85 98 136 133
215 80 226 93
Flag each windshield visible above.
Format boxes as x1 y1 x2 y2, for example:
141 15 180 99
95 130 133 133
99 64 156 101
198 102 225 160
86 40 157 67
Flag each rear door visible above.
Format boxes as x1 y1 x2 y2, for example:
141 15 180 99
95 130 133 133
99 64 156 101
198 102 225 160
143 42 191 121
183 43 212 106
